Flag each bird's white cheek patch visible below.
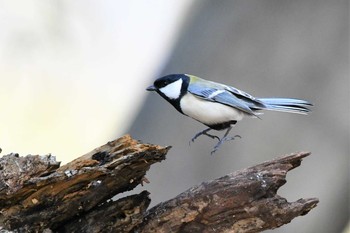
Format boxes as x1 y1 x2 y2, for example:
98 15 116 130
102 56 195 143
159 79 183 99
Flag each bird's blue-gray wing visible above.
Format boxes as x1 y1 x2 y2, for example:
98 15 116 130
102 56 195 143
187 83 259 116
224 85 263 106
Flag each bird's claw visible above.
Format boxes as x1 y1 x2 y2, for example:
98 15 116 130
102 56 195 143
210 135 241 155
189 127 241 154
224 135 241 141
189 128 220 145
203 133 220 141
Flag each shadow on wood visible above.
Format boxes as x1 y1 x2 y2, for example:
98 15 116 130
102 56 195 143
0 135 318 232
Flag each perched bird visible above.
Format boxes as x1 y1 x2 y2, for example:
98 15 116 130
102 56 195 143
147 74 312 154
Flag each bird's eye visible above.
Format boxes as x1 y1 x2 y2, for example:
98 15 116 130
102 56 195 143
160 80 169 87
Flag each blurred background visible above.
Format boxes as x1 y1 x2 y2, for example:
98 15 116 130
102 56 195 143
0 0 348 232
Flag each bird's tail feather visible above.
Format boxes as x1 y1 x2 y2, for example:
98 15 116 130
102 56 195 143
257 98 313 114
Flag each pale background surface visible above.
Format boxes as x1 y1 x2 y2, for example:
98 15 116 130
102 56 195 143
0 0 192 163
0 1 348 233
130 1 349 233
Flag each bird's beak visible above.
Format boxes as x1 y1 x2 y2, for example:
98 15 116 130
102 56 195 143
146 85 156 91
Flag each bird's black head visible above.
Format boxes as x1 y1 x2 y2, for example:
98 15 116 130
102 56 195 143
146 74 190 113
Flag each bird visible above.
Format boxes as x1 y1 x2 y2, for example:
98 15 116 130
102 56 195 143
146 74 312 154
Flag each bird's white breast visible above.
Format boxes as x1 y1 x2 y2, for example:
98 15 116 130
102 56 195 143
180 93 245 125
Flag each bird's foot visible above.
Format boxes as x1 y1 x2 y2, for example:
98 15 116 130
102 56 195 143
210 135 241 155
189 128 220 145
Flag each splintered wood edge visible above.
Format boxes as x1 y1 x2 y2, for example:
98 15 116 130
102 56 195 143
58 134 171 172
0 134 170 197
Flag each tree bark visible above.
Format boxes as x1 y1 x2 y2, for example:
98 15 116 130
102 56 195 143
0 135 318 233
134 152 318 233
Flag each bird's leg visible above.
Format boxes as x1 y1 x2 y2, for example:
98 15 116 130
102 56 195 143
190 127 220 145
211 126 241 155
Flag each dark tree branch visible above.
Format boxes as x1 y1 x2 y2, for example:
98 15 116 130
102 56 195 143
0 135 169 232
134 152 318 233
0 135 318 233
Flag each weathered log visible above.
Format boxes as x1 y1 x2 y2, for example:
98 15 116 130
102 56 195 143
134 152 318 233
0 135 169 232
0 135 318 232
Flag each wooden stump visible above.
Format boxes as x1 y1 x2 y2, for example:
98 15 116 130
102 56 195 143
0 135 318 232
